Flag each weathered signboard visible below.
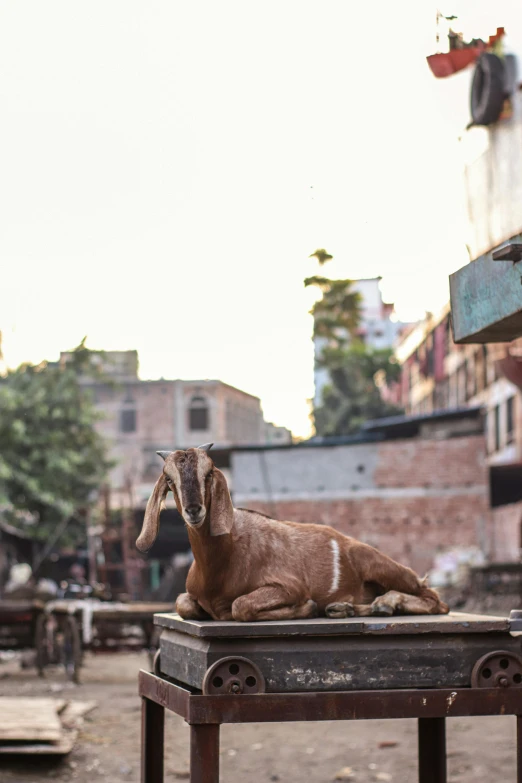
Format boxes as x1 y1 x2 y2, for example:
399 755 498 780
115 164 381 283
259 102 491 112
449 243 522 343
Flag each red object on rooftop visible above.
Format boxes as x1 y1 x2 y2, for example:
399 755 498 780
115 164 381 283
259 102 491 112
427 48 481 78
427 26 505 79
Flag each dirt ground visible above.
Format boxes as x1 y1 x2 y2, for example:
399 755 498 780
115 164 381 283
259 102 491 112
0 649 518 783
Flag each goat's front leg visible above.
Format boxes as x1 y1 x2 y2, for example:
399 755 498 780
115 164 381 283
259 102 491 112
232 586 317 622
176 592 211 620
369 588 449 617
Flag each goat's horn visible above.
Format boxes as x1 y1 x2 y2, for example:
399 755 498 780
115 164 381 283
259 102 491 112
156 450 172 461
197 443 214 452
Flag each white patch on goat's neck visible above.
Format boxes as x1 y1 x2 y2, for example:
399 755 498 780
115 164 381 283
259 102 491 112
329 539 341 596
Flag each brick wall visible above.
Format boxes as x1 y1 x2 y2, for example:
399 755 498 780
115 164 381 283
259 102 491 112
374 438 488 488
233 434 491 576
243 495 489 577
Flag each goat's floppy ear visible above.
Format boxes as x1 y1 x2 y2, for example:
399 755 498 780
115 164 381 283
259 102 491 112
209 468 234 536
136 473 169 553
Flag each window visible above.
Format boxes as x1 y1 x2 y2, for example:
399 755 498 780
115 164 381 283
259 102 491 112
494 404 501 452
507 396 515 444
120 408 136 433
189 395 209 431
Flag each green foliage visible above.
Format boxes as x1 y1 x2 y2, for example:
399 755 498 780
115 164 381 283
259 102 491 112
306 248 404 436
313 344 403 437
0 342 112 545
305 276 362 342
308 248 333 265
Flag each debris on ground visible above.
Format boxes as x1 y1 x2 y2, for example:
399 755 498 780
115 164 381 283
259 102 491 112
334 767 355 780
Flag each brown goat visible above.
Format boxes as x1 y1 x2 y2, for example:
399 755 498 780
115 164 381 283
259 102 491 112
136 445 449 622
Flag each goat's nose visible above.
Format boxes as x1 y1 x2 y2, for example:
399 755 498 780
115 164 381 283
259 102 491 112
186 504 202 518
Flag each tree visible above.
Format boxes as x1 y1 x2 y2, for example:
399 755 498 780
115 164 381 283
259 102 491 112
308 248 333 266
0 341 112 546
306 249 404 436
313 343 403 437
305 275 362 342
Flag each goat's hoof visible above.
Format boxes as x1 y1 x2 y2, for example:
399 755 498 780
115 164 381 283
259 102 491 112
325 601 355 619
370 601 394 617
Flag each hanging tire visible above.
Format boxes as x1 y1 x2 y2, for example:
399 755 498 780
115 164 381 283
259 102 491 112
470 53 506 126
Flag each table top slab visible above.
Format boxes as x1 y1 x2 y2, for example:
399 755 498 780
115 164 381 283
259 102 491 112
154 611 510 638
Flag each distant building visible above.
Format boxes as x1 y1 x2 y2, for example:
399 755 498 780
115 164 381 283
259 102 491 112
264 421 292 445
60 350 273 507
394 306 522 466
414 18 522 463
313 277 412 407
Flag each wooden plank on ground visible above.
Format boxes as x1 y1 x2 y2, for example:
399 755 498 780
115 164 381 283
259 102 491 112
0 730 78 755
0 699 63 742
0 699 96 755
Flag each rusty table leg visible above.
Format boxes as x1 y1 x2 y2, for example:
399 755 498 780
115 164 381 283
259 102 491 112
141 697 165 783
517 715 522 783
418 717 446 783
190 724 220 783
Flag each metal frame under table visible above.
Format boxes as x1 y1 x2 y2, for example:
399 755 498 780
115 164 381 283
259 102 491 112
139 669 522 783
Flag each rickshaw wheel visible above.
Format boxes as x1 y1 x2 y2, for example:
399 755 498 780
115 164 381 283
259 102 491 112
59 615 82 685
35 613 58 677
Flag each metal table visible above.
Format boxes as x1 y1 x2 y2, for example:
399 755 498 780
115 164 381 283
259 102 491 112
139 610 522 783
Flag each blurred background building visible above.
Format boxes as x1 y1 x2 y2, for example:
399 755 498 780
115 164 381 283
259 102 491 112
313 277 411 408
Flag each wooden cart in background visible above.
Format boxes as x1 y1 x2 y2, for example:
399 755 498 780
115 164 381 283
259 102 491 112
0 599 44 657
36 600 174 684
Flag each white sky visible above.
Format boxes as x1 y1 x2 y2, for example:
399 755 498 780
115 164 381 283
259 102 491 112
1 1 514 436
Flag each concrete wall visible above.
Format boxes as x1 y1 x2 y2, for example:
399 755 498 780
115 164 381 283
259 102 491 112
491 501 522 562
232 434 491 576
456 19 522 259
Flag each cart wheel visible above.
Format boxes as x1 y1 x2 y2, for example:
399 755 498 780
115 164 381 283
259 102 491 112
202 656 266 695
35 613 59 677
58 615 82 685
471 650 522 688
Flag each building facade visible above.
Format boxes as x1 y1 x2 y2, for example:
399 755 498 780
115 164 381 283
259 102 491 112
411 15 522 464
60 350 271 508
393 308 522 465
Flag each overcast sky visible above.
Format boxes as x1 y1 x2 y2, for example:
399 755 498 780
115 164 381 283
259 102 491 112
1 1 513 436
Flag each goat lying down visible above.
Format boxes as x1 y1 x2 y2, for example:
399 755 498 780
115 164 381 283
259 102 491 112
136 445 449 622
